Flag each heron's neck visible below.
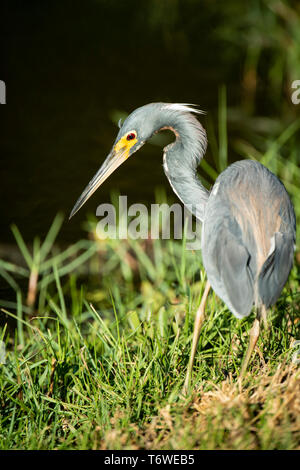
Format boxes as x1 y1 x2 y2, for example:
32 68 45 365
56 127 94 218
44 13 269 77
159 112 209 221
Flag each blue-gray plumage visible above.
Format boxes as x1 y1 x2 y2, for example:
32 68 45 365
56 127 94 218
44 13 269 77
70 102 296 391
202 160 295 319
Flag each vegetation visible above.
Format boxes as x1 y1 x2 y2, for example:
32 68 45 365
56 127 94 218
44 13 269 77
0 172 299 450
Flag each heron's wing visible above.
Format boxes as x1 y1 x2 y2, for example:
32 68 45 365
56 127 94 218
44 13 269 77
214 220 254 317
203 214 255 318
202 159 296 318
258 232 294 307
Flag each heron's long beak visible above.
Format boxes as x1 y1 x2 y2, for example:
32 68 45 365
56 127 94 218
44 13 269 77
69 146 129 219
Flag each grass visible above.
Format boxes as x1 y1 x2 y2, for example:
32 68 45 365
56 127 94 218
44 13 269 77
0 203 299 449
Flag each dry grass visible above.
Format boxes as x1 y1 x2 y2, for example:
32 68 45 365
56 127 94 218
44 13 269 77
96 363 300 450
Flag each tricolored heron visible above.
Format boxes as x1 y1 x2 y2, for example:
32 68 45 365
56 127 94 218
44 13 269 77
70 103 296 392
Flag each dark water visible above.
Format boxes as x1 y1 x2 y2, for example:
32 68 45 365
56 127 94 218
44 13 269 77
1 0 247 244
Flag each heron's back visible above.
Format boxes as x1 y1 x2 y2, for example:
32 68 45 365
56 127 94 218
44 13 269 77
202 160 295 319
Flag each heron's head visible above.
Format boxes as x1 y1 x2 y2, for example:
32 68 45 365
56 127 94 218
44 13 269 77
70 103 162 218
69 102 202 218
